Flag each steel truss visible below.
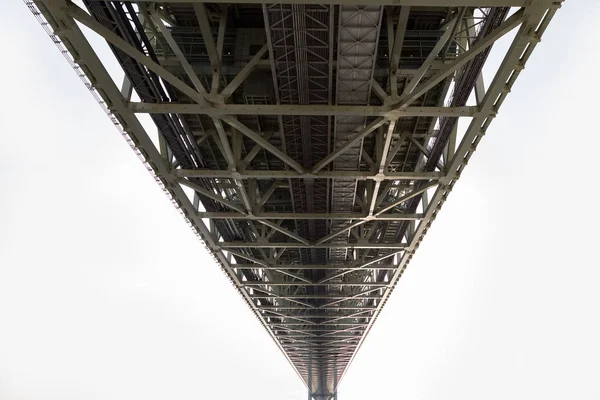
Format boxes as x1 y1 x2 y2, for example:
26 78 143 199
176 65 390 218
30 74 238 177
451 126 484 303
27 0 561 399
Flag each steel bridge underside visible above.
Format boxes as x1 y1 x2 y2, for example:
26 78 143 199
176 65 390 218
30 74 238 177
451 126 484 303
29 0 560 398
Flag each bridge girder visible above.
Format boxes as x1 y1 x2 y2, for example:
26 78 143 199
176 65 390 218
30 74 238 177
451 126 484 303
27 0 561 397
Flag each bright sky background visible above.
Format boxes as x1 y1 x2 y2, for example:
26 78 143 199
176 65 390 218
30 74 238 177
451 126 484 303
1 1 598 400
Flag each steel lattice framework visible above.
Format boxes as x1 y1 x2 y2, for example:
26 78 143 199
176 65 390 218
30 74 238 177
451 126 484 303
27 0 561 398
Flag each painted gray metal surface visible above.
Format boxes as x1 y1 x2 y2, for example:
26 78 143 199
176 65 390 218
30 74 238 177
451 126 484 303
26 0 561 398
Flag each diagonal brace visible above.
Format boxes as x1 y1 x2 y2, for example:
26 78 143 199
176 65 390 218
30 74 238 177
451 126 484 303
394 8 525 108
221 116 305 173
220 45 268 100
312 118 387 173
66 1 208 107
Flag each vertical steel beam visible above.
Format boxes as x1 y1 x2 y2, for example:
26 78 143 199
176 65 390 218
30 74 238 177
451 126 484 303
193 3 220 71
466 12 488 105
149 9 209 97
120 76 133 101
474 73 486 105
389 6 410 98
403 15 456 95
440 7 466 58
212 118 236 167
212 6 228 94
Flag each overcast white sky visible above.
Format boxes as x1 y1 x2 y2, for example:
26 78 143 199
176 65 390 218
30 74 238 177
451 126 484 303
1 1 599 400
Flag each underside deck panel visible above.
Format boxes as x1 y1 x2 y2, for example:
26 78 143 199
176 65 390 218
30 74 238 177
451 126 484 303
27 0 561 398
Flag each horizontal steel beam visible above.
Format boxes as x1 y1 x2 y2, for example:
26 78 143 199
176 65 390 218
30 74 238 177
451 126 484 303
273 328 365 333
198 212 423 221
221 242 407 249
262 308 376 311
275 320 374 325
160 58 445 77
176 169 443 180
274 310 365 316
282 344 357 348
237 264 395 270
115 0 542 6
129 102 479 118
245 282 389 287
256 295 381 302
279 342 360 346
289 355 355 358
269 322 369 326
262 311 375 317
278 336 361 340
257 297 383 302
289 351 352 363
